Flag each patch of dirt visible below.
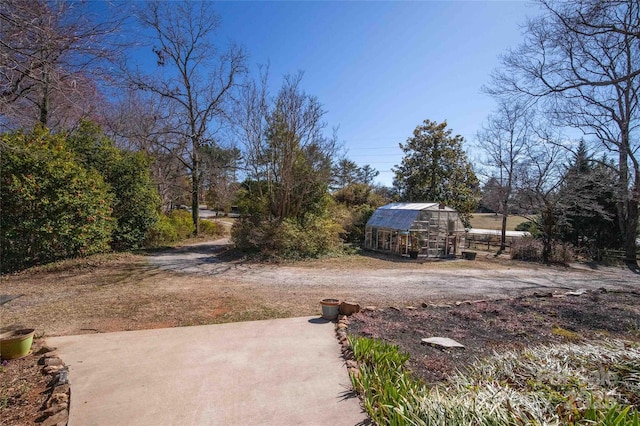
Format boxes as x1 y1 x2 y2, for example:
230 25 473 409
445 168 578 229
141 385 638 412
347 289 640 384
0 339 51 425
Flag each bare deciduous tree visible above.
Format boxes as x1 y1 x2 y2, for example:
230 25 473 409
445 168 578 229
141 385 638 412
200 144 242 214
105 90 189 212
0 0 123 130
488 0 640 266
128 1 247 234
476 101 534 252
515 127 569 263
234 71 337 222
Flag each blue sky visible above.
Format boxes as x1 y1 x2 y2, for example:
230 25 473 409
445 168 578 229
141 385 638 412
126 1 539 186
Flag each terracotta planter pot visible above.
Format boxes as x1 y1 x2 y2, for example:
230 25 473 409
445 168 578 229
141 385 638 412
1 328 35 360
320 298 340 320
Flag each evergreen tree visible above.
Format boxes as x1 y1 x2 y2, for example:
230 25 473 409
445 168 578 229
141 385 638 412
558 141 621 259
393 120 479 226
331 159 361 190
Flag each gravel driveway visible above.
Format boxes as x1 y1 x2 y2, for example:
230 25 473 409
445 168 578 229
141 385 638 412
148 239 638 301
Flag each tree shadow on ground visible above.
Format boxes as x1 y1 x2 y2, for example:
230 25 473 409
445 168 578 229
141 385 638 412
583 259 640 275
357 248 459 265
626 260 640 274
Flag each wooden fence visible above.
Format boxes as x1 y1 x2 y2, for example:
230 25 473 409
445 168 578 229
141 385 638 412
462 234 521 253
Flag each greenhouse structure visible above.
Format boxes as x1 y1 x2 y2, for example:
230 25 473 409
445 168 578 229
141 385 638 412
364 203 465 258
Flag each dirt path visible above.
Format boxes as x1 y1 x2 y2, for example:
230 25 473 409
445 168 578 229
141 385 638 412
147 238 234 275
148 239 638 301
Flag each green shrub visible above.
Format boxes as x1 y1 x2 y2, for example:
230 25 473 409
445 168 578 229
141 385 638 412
199 220 222 237
168 210 195 239
231 215 343 259
145 215 178 247
145 210 198 247
331 202 375 245
1 128 114 272
67 121 160 250
515 220 539 235
349 336 423 425
347 204 375 245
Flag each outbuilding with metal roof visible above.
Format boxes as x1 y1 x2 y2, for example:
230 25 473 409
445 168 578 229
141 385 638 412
364 202 464 258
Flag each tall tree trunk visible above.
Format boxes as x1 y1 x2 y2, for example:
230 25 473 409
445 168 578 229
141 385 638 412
623 199 638 268
617 136 638 267
541 204 555 264
499 177 512 253
191 147 200 236
500 213 507 252
40 70 49 126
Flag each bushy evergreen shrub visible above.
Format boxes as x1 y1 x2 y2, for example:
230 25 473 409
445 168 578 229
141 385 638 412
231 215 343 259
145 210 197 247
144 215 178 247
67 121 160 250
515 220 539 236
1 128 114 272
198 220 222 236
168 209 195 239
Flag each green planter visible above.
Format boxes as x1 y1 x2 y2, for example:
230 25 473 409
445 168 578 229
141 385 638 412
1 328 35 360
462 251 477 260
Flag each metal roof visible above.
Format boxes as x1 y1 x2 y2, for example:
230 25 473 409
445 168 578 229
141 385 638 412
366 202 458 230
366 208 419 230
376 202 456 212
467 228 530 237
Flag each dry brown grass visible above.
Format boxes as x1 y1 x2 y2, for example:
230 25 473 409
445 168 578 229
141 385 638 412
470 213 530 231
0 250 522 338
4 246 631 339
1 254 248 336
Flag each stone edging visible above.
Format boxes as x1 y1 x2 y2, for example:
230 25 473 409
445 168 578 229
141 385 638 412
36 346 70 426
336 314 360 379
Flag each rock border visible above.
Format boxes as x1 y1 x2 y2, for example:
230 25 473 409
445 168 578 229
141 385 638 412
36 346 70 426
336 314 360 380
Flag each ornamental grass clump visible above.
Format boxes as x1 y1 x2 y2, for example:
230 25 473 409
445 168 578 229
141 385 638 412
349 336 424 425
349 336 640 425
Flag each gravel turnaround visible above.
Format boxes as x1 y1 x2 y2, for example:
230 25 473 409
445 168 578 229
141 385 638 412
148 239 638 301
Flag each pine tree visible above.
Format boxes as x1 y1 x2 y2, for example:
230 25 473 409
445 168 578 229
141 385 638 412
559 141 621 259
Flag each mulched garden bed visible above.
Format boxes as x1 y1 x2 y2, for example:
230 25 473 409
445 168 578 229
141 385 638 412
348 289 640 384
1 339 51 425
